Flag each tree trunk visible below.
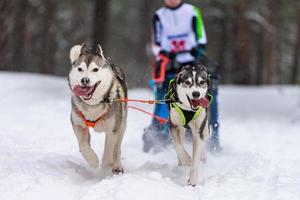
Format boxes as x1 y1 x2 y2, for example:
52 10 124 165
291 8 300 84
0 0 8 69
233 2 252 84
217 17 227 83
12 0 29 71
255 28 264 85
132 0 162 87
209 1 227 79
265 0 280 84
137 0 154 59
39 0 57 74
92 0 109 48
132 0 153 86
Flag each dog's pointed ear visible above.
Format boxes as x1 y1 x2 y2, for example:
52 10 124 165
182 65 190 71
200 65 207 72
176 71 183 84
96 44 106 60
70 43 88 63
80 43 88 55
70 44 82 63
195 63 207 72
207 74 211 87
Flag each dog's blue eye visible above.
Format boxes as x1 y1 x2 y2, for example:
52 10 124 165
78 67 83 72
93 68 99 72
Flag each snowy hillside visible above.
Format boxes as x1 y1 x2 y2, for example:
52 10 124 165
0 72 299 200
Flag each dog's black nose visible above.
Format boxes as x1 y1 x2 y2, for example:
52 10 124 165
81 77 90 85
192 91 200 98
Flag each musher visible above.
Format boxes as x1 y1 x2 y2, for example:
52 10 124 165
143 0 220 152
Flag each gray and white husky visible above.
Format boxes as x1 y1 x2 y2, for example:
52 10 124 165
68 44 127 174
167 64 211 186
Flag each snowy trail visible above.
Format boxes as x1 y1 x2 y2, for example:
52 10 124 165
0 72 300 200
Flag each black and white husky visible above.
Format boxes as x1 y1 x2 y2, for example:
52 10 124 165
167 64 211 186
68 44 127 174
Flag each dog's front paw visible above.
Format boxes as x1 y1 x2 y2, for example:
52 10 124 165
187 178 197 187
112 167 124 175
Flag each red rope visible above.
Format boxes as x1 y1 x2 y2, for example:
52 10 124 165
118 98 156 104
128 105 168 124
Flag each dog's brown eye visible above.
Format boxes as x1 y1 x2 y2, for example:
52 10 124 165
185 81 191 85
78 67 83 72
93 68 99 72
199 80 205 85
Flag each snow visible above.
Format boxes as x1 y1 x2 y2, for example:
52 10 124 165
0 72 300 200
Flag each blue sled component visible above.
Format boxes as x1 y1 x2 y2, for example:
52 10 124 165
149 75 175 135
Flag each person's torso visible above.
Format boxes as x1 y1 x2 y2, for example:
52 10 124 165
156 3 197 63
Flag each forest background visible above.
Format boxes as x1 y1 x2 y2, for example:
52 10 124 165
1 0 300 87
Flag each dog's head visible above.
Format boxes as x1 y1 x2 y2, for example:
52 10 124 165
68 44 113 104
175 64 210 111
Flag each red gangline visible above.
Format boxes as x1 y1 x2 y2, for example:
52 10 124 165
128 105 168 124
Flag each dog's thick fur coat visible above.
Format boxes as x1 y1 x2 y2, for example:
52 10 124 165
168 64 210 186
68 44 127 174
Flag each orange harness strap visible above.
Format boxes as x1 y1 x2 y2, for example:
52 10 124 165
116 98 173 105
118 98 156 104
128 106 168 124
76 107 109 128
116 98 170 124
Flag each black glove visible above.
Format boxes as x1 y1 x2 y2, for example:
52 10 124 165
190 44 206 58
190 47 198 57
154 60 162 77
159 50 176 60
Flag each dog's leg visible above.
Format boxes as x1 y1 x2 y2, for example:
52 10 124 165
188 132 204 186
170 126 191 166
188 123 209 186
102 132 117 169
111 123 126 174
200 147 207 163
73 125 99 168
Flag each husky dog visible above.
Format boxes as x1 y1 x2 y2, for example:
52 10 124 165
68 44 127 174
166 64 211 186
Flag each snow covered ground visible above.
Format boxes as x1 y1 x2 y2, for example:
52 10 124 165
0 72 300 200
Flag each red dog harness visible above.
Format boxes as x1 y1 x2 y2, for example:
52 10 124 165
75 107 109 127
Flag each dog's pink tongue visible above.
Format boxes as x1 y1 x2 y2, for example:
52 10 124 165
191 98 210 108
73 85 93 96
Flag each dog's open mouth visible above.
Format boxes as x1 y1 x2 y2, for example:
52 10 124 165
72 81 101 100
187 95 210 110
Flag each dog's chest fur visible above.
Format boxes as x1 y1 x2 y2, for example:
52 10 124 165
169 105 208 131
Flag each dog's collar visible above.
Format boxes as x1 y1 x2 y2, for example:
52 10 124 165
75 107 109 127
